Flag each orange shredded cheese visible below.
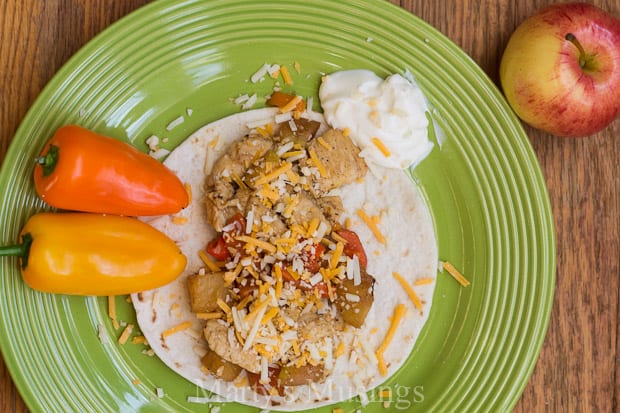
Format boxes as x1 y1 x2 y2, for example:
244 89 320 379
280 95 302 113
342 127 351 137
414 277 435 286
317 136 332 150
118 324 134 345
371 137 391 157
332 408 344 413
443 261 471 287
357 209 386 244
261 307 279 325
254 162 292 185
280 65 293 85
379 389 392 398
330 241 344 269
392 272 423 311
199 250 221 272
237 235 277 253
172 216 188 225
161 321 192 339
308 148 327 177
375 303 407 376
293 61 301 73
376 352 388 377
216 298 232 315
131 335 147 345
184 182 192 203
108 296 119 330
195 312 222 320
132 378 141 385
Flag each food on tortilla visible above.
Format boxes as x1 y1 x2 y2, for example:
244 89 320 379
192 117 373 393
132 107 438 411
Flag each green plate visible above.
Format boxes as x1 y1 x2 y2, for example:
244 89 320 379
0 0 555 412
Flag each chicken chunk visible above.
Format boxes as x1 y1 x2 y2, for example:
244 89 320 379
245 191 288 237
307 129 368 194
207 135 273 186
281 191 332 235
203 319 261 373
205 187 251 231
316 196 344 227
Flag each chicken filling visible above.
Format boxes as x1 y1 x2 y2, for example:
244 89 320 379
188 116 375 396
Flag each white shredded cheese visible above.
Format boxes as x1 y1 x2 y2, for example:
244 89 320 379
242 93 258 110
245 208 254 234
309 273 323 286
275 112 293 124
156 387 164 398
246 118 274 129
166 115 184 131
251 64 270 83
260 356 269 384
97 324 108 344
149 148 170 160
145 135 159 150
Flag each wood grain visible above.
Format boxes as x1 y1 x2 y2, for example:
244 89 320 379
1 1 618 412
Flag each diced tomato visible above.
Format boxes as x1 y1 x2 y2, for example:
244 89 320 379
247 366 283 396
301 243 325 273
336 229 368 268
205 236 230 261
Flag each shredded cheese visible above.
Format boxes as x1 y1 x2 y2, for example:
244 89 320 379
172 216 188 225
442 261 471 287
217 299 232 315
280 95 302 113
392 271 423 311
184 182 192 203
317 136 332 150
161 321 192 339
414 277 435 286
253 162 292 185
108 296 119 330
118 324 134 345
308 148 327 177
357 209 386 244
237 235 277 253
280 65 293 85
195 312 222 320
375 303 407 376
371 137 392 157
198 250 221 272
131 335 147 345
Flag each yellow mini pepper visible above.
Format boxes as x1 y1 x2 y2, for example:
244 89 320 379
0 212 186 295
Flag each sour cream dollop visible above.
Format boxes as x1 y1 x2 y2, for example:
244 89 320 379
319 70 433 170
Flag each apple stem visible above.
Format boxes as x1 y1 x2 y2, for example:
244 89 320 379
565 33 587 68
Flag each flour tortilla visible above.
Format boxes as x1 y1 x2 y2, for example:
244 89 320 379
132 107 438 410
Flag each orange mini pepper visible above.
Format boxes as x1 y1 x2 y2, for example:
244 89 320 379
0 212 186 295
34 125 189 216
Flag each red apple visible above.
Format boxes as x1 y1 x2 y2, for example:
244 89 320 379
499 3 620 137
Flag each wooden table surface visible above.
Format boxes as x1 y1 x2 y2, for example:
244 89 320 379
1 1 618 412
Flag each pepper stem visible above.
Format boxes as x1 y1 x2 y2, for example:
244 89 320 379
34 144 60 177
565 33 587 69
0 233 33 269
